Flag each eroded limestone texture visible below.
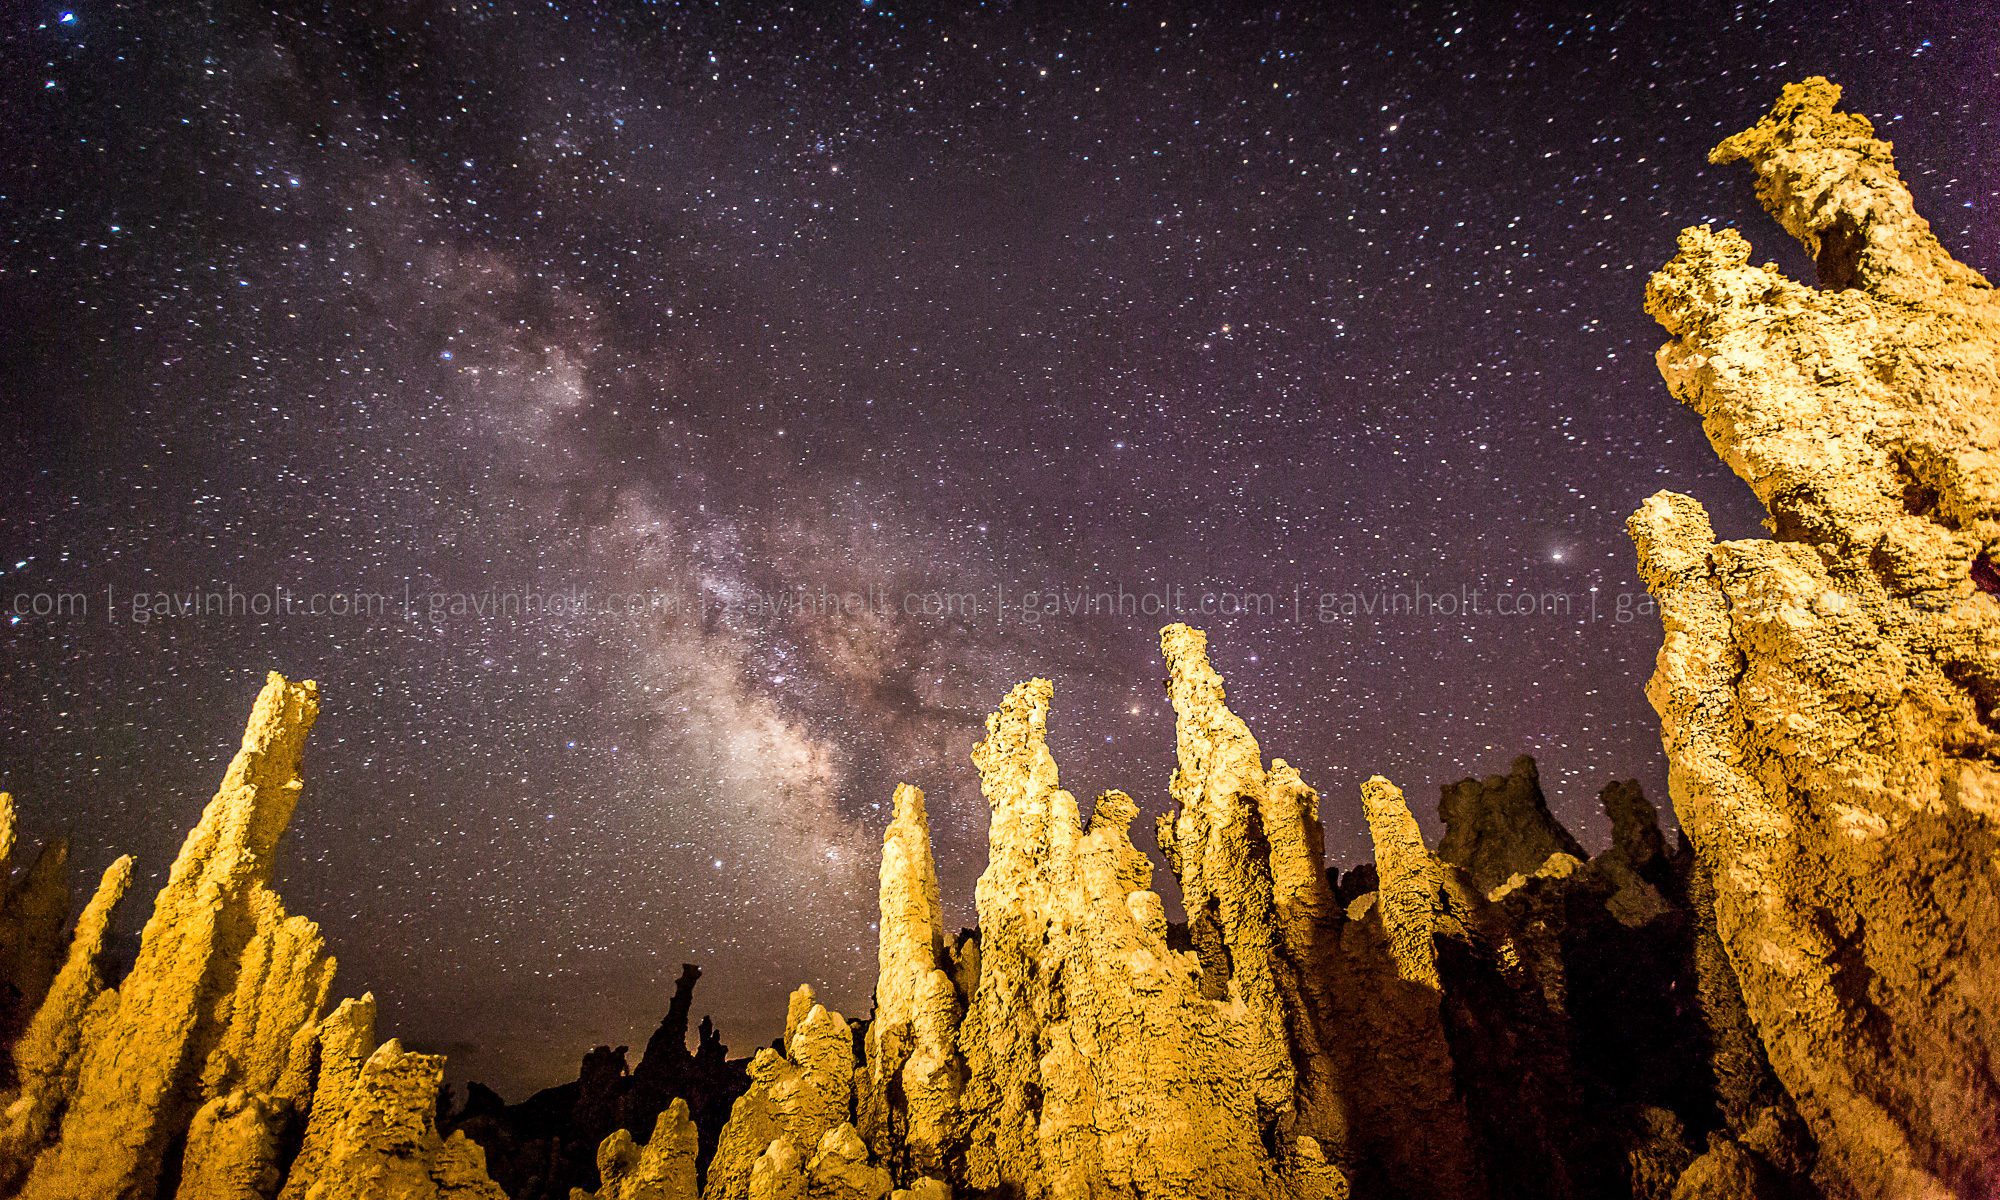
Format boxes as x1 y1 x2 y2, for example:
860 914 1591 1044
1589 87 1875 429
1158 624 1346 1165
946 661 1343 1199
572 1098 700 1200
277 993 380 1200
0 855 131 1193
280 1036 508 1200
1630 77 2000 1200
16 673 327 1200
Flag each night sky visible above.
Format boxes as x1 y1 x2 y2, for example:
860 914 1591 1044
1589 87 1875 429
2 2 1994 1096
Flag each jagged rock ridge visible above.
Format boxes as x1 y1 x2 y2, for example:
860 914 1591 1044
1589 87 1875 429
0 642 1777 1200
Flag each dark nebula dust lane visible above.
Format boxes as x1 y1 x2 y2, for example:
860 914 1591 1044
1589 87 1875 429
1 2 1994 1095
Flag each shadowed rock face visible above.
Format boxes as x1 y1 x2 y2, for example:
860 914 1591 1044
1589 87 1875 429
0 800 72 1075
1631 76 2000 1200
1438 756 1587 895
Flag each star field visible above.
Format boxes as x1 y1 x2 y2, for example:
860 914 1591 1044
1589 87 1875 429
2 1 1995 1095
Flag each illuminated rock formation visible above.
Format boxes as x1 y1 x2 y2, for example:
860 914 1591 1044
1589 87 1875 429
1158 624 1346 1162
1331 775 1489 1198
855 785 960 1181
656 624 1814 1200
279 1037 507 1200
700 988 855 1200
952 669 1345 1199
0 794 72 1053
1631 77 1999 1199
173 905 339 1200
575 1098 700 1200
0 855 132 1192
0 593 1940 1200
745 1138 803 1200
277 994 380 1200
804 1125 893 1200
16 672 325 1200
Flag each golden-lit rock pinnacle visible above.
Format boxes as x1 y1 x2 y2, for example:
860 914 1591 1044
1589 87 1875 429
858 784 961 1180
1633 75 2000 1199
8 673 510 1200
19 672 323 1200
578 1097 702 1200
0 854 133 1193
704 992 855 1200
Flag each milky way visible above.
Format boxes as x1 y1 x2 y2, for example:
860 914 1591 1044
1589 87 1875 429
2 2 1994 1094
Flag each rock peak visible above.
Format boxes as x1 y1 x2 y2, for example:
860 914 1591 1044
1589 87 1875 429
1437 755 1587 896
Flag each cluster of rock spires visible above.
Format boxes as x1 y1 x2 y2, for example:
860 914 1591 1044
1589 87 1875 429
0 77 1992 1200
0 676 505 1200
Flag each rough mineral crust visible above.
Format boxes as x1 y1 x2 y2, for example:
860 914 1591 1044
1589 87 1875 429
952 666 1345 1200
278 993 381 1200
0 854 131 1193
16 672 327 1200
280 1036 508 1200
1630 77 2000 1200
1157 624 1346 1164
573 1097 701 1200
748 1122 895 1200
1329 775 1490 1199
0 794 73 1066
